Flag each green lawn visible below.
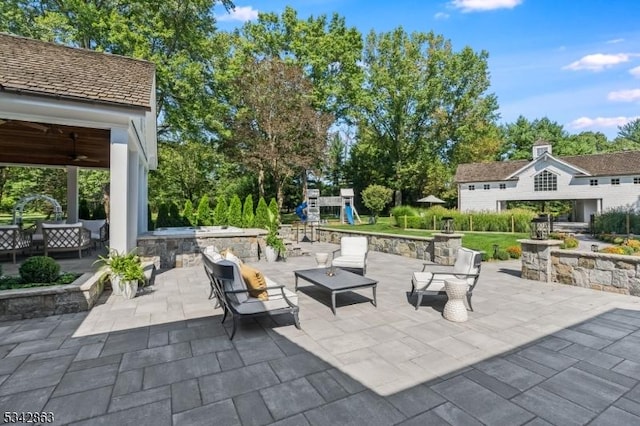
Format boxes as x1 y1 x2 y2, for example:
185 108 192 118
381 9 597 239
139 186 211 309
0 212 48 227
324 217 527 257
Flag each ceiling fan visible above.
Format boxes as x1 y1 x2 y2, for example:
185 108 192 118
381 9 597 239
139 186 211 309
69 132 99 163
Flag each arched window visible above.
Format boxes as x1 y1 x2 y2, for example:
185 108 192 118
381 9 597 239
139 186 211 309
534 170 557 191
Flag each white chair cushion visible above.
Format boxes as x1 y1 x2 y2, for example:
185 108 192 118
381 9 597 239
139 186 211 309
341 237 368 257
332 255 365 269
236 285 298 314
413 271 474 290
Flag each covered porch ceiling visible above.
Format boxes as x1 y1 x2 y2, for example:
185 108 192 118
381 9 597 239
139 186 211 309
0 119 110 169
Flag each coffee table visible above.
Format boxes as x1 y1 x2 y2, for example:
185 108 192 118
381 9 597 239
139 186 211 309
294 268 378 315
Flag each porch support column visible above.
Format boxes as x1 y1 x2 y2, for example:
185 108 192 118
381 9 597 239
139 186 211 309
138 162 148 233
110 128 129 253
66 165 79 223
127 151 139 249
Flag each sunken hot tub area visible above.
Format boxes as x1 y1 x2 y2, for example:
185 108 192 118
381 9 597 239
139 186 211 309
137 226 267 269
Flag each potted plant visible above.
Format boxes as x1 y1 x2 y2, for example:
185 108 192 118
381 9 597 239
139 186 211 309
119 257 144 299
264 210 285 262
94 248 142 297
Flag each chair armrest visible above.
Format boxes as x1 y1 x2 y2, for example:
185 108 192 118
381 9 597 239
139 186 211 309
224 284 285 294
332 248 341 257
100 223 109 241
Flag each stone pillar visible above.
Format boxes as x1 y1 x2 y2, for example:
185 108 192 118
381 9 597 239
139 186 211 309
519 239 563 282
433 233 463 265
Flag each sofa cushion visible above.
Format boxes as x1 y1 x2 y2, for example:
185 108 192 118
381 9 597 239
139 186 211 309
332 255 365 269
239 264 268 301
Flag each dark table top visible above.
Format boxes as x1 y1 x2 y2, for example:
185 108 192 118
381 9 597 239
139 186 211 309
294 268 377 291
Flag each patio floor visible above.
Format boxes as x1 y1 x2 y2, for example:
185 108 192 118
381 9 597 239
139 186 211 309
2 242 640 425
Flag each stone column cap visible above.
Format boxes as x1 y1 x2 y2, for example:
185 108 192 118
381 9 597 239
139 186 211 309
517 239 563 246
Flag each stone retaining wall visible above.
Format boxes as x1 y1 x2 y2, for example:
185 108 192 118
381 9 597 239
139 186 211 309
316 228 435 261
0 271 104 321
137 229 266 269
520 239 640 296
551 251 640 295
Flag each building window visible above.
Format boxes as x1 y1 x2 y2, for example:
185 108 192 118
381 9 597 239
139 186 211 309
468 185 475 191
535 147 548 157
499 183 506 190
534 170 557 191
590 179 598 186
484 184 490 190
611 178 620 185
634 177 640 184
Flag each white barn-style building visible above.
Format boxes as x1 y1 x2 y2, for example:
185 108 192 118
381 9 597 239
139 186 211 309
455 140 640 221
0 33 157 252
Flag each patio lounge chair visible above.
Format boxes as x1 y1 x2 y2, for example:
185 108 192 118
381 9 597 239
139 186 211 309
202 252 300 339
0 224 32 263
410 247 482 311
42 222 92 258
331 236 369 275
80 219 109 248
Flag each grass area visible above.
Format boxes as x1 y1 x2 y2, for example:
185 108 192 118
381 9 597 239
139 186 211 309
324 217 527 256
0 212 48 227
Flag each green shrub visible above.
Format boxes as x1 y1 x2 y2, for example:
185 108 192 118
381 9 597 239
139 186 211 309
213 195 227 226
255 197 270 229
362 184 393 220
19 256 60 283
79 199 91 220
197 195 212 226
593 208 640 235
391 206 419 226
92 203 107 220
155 203 170 228
561 236 579 249
613 237 625 245
147 204 155 230
268 198 279 224
622 245 636 256
227 195 243 227
242 194 255 228
495 249 510 261
182 200 195 226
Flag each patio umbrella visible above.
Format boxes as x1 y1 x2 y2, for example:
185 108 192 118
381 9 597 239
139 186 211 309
417 195 445 206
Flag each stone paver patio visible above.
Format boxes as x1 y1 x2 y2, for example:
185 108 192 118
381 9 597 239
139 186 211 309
2 242 640 425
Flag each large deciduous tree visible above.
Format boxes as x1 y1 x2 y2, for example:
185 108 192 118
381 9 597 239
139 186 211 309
353 28 499 205
226 57 333 210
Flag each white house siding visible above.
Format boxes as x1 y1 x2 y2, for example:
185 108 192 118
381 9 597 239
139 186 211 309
458 157 640 214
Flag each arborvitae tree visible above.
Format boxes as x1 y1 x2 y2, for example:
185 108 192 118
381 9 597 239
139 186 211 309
227 195 243 227
156 203 170 228
196 195 212 226
268 198 279 223
182 200 194 226
79 199 91 220
147 204 154 230
213 195 228 225
168 202 182 226
254 197 270 229
92 203 107 220
242 194 255 228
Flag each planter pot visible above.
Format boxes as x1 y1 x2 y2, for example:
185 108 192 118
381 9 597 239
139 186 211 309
265 246 279 262
121 280 139 299
111 274 123 296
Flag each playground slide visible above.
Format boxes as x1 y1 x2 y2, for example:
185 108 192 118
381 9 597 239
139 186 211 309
345 205 354 225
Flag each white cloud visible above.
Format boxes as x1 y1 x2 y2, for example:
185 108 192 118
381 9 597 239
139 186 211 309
450 0 522 12
434 12 450 20
217 5 259 22
606 38 625 44
568 116 640 129
630 66 640 78
608 89 640 102
562 53 632 71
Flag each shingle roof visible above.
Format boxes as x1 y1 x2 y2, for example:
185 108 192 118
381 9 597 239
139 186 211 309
455 150 640 183
0 33 154 110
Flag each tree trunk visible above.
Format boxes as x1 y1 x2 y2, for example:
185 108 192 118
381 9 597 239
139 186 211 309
395 189 402 206
301 169 308 204
258 168 265 199
276 181 284 212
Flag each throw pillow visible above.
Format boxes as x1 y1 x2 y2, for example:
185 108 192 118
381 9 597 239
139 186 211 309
221 248 242 266
239 264 269 301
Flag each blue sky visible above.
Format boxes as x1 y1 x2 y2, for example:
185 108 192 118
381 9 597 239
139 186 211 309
214 0 640 139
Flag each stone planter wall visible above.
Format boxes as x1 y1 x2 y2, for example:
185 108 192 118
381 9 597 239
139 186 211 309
137 229 267 269
316 228 434 261
551 251 640 295
520 240 640 296
0 271 104 321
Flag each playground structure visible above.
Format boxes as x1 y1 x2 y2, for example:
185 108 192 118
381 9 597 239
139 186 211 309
298 188 362 225
12 194 64 225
